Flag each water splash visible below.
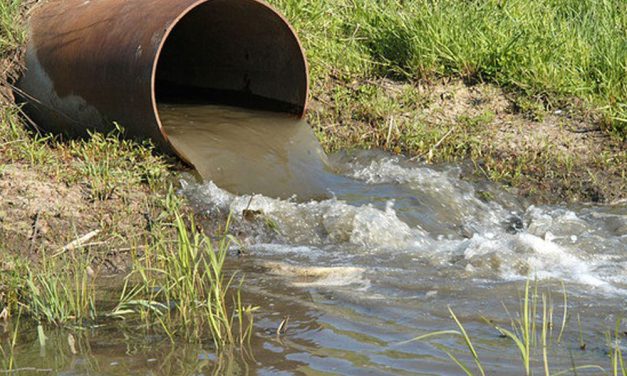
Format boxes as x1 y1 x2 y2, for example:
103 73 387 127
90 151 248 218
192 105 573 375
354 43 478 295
181 153 627 296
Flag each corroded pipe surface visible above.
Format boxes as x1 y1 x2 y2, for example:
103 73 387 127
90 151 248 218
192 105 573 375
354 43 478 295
17 0 309 160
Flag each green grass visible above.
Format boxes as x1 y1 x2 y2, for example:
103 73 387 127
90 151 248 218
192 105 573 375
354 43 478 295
24 252 97 326
0 0 25 55
1 239 101 328
0 198 255 352
111 204 256 349
0 252 96 327
270 0 627 137
0 107 170 202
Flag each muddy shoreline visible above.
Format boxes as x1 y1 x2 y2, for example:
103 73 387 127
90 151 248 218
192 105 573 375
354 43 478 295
2 74 625 262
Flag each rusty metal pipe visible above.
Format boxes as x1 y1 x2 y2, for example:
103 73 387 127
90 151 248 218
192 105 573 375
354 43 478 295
17 0 309 161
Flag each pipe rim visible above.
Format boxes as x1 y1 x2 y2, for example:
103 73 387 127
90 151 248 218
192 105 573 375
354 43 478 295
149 0 310 164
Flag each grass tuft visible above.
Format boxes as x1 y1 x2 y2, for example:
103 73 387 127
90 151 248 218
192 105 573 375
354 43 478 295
110 205 257 349
24 253 97 326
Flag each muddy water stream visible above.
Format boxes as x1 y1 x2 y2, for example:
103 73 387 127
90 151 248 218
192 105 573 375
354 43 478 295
5 104 625 375
158 103 334 200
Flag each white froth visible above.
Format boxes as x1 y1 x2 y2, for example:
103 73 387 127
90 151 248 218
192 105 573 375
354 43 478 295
181 154 627 296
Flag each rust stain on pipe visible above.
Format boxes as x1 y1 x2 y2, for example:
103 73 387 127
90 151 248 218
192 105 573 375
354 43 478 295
17 0 309 161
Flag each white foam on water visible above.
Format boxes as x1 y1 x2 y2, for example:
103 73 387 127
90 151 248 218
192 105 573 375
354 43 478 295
454 231 621 292
516 233 609 287
181 155 627 296
347 157 512 231
186 181 431 250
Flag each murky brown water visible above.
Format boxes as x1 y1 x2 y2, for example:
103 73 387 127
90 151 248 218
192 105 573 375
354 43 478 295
158 104 333 200
4 104 625 375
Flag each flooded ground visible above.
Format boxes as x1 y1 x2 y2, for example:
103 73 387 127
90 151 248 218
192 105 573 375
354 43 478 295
4 104 625 375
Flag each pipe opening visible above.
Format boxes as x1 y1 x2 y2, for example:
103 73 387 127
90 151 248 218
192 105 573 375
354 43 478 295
154 0 308 115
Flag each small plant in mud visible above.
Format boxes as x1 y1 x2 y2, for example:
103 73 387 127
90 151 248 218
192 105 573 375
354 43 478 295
403 280 625 376
0 107 53 166
0 251 98 373
0 251 97 327
110 206 257 350
0 255 29 315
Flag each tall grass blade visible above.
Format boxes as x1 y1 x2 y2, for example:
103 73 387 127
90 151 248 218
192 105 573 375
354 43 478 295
448 306 486 376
